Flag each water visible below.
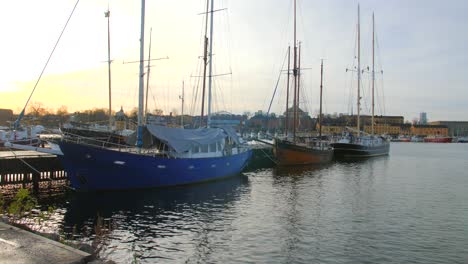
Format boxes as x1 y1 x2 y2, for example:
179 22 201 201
22 143 468 263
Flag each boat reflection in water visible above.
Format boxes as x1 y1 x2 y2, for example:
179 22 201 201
61 176 249 262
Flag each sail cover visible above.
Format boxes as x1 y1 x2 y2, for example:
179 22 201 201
142 125 240 153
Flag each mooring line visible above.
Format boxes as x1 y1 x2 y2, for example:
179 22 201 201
6 147 52 181
259 147 278 164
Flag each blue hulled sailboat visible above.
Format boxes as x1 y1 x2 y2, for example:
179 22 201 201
58 0 252 191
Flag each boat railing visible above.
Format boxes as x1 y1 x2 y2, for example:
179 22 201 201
61 132 134 151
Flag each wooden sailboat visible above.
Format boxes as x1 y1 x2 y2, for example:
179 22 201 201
331 7 390 159
273 0 333 166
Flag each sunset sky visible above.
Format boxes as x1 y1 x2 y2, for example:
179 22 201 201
1 0 467 122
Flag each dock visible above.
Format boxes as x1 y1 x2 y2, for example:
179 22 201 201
0 221 90 264
0 150 66 194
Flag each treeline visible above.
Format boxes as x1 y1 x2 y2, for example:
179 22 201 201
15 102 163 128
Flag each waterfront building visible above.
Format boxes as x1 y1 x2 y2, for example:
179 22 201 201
341 115 404 127
411 124 448 136
317 123 345 135
428 121 468 137
400 123 412 135
364 124 400 136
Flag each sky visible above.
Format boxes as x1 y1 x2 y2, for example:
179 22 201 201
1 0 467 122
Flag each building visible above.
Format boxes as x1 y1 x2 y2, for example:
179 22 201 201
0 109 14 127
429 121 468 137
341 115 404 127
419 112 427 124
317 123 345 134
319 115 348 135
400 123 412 135
364 124 400 135
411 124 448 136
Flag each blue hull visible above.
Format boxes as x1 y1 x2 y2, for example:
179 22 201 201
58 141 252 191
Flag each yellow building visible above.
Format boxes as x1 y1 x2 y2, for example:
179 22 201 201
400 124 412 135
411 125 448 136
347 115 404 126
429 121 468 137
364 124 400 135
317 124 345 134
373 115 404 125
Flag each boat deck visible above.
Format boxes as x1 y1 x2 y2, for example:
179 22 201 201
0 150 56 160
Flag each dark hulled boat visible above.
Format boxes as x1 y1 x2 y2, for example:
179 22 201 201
332 8 389 160
331 135 389 159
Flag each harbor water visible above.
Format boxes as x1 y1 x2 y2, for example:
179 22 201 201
18 143 468 263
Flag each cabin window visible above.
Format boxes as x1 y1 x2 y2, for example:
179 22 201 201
201 144 209 153
217 142 222 151
192 145 200 153
210 143 217 152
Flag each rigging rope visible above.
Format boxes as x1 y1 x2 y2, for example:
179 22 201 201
267 49 289 116
14 0 81 129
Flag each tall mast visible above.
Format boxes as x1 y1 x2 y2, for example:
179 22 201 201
105 9 112 129
180 81 185 127
371 12 375 136
207 0 214 128
296 42 301 133
136 0 146 149
200 0 210 127
285 46 290 137
144 27 153 124
319 59 324 139
357 4 361 137
292 0 297 142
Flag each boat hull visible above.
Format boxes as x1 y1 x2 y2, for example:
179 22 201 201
274 139 333 166
423 137 452 143
58 141 252 191
331 142 390 159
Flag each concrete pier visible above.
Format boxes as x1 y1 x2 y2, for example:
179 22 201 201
0 221 90 264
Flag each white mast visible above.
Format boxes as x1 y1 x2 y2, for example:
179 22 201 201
105 9 112 129
200 0 210 127
207 0 214 128
371 12 375 136
136 0 146 149
357 4 361 137
144 27 153 124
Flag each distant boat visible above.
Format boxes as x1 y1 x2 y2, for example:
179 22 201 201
391 135 411 142
273 0 333 166
410 135 424 142
331 7 390 159
0 125 43 151
61 107 134 147
423 135 453 143
56 0 252 191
